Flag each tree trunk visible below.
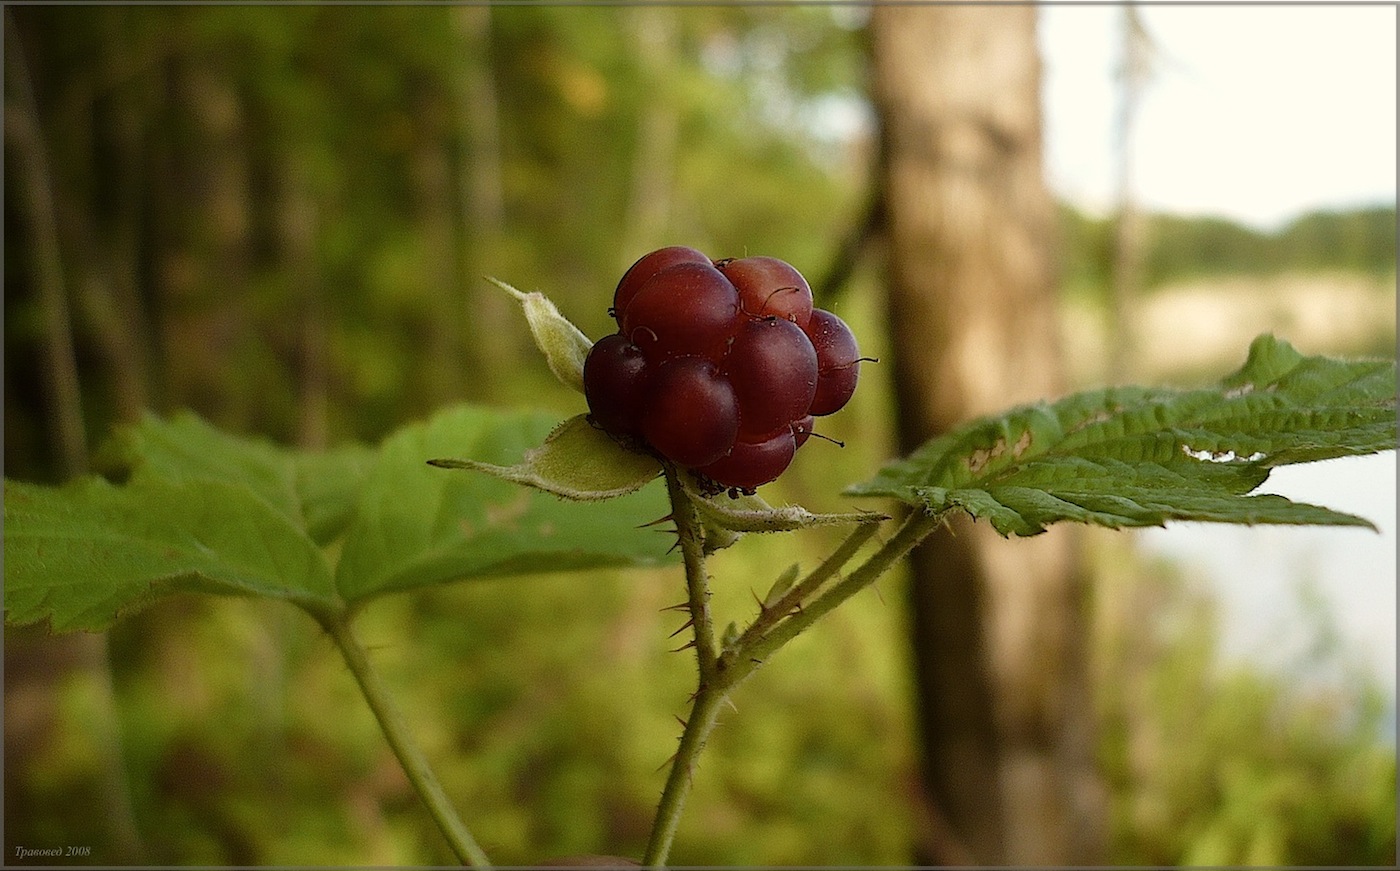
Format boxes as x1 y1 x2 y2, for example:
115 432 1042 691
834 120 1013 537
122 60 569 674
1108 5 1153 381
4 11 88 476
617 6 681 266
452 3 514 399
869 6 1106 864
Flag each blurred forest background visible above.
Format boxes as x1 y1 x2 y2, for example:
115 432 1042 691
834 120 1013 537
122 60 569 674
4 5 1395 866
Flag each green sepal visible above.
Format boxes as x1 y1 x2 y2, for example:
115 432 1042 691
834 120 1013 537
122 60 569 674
489 276 593 394
429 413 663 502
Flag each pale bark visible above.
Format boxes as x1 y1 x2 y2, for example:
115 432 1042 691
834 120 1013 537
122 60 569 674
618 6 681 266
452 4 514 396
1109 5 1154 380
279 157 328 450
870 6 1106 863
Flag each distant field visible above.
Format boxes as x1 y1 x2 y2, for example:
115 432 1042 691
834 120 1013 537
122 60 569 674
1061 270 1396 387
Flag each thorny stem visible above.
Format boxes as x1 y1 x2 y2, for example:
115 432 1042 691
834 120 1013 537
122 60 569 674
662 464 721 678
314 606 493 868
642 683 726 867
644 467 945 867
724 510 944 688
643 466 725 866
722 520 881 669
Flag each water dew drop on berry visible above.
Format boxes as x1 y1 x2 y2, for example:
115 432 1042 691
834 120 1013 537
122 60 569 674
642 356 739 467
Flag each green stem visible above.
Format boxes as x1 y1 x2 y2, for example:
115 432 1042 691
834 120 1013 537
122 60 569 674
643 466 727 866
642 487 942 866
315 607 493 868
662 465 720 677
724 510 943 690
641 685 726 866
722 520 880 672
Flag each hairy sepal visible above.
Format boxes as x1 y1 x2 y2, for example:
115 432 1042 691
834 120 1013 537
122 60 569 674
489 276 593 394
430 414 662 502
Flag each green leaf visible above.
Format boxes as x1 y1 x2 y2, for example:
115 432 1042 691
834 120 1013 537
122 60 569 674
335 405 675 603
429 414 663 501
4 477 334 632
846 335 1397 536
96 410 375 545
762 563 802 611
489 276 594 394
293 446 378 544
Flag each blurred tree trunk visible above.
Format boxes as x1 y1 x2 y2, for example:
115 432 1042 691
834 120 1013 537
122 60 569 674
4 13 144 861
869 6 1105 864
154 51 255 429
618 6 680 265
279 156 328 451
1108 5 1153 380
411 90 466 406
74 7 157 424
452 3 513 398
5 11 88 475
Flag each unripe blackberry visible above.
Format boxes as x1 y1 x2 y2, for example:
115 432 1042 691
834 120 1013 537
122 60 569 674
586 247 863 492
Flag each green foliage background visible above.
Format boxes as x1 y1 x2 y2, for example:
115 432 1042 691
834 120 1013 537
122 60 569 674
4 5 1394 866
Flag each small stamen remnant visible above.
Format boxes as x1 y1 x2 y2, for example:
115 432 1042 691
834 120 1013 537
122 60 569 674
1223 382 1255 399
1182 445 1268 463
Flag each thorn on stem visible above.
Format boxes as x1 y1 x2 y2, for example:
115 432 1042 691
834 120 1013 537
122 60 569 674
655 750 679 773
668 618 695 639
750 588 769 614
671 639 697 653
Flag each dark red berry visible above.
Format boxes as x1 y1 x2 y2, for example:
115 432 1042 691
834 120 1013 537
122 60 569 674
806 308 861 416
583 334 649 438
620 261 740 363
717 256 814 328
584 248 860 491
697 428 797 490
613 246 712 324
723 317 818 440
641 356 739 468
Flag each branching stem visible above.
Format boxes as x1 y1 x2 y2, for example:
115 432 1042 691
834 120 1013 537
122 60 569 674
314 606 493 868
644 467 944 867
723 519 880 667
725 510 942 688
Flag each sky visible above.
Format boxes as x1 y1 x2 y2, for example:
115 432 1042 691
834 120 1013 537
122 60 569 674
1040 4 1397 228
